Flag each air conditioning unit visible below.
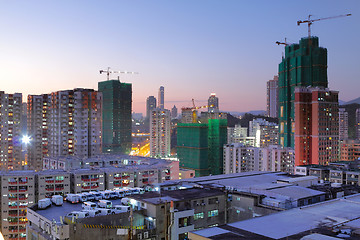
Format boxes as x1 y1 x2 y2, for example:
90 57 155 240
137 233 142 239
144 232 149 238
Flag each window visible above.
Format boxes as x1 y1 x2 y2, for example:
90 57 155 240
208 210 218 217
194 212 204 220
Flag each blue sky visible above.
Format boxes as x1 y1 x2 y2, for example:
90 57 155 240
0 1 359 114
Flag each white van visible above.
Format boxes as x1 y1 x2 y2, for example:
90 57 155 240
78 193 88 202
81 209 100 217
38 198 52 209
121 197 130 206
66 211 89 219
100 191 110 199
105 190 118 199
114 189 126 198
95 208 111 216
98 200 112 209
133 187 145 194
51 195 63 206
84 192 95 201
82 201 97 210
66 194 80 204
90 191 102 200
111 205 130 214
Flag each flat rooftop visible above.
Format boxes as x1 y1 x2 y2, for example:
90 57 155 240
190 194 360 239
131 188 225 205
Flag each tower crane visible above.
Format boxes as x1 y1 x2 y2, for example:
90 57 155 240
275 38 290 46
181 99 214 123
297 13 351 39
99 67 138 81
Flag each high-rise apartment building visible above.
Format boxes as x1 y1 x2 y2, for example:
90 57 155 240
208 93 219 113
98 80 132 154
356 108 360 140
146 96 156 120
171 105 178 119
177 119 227 176
0 91 23 170
249 118 279 148
266 75 278 118
158 86 164 110
339 108 348 141
223 143 295 174
294 87 339 166
27 89 102 170
340 140 360 161
0 170 36 240
279 37 328 148
150 108 171 158
227 125 248 144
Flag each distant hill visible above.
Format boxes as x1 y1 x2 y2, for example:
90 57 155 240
345 97 360 105
227 110 266 117
227 113 278 128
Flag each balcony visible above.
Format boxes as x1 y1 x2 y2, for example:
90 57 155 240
9 205 18 209
45 188 54 191
55 180 64 183
9 181 18 185
19 228 26 232
18 197 27 200
114 176 122 180
9 189 18 193
55 187 64 191
9 229 18 233
9 221 19 225
82 179 90 182
90 185 98 189
91 178 99 181
45 180 54 183
18 181 28 185
82 186 90 189
18 189 27 193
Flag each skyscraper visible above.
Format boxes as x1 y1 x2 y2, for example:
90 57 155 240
339 108 349 141
279 37 328 148
150 108 171 158
208 93 219 113
98 80 132 154
27 89 102 170
171 105 178 119
0 91 23 170
146 96 157 120
158 86 164 110
294 87 339 166
266 75 278 118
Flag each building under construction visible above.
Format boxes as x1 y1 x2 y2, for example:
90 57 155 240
177 119 227 176
278 36 328 148
98 80 132 154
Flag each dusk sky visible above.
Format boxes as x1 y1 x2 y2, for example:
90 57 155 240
1 1 359 114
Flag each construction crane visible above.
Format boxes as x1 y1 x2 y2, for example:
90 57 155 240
181 99 213 123
297 14 351 39
99 67 138 81
275 38 290 46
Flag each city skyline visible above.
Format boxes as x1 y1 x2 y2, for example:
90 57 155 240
1 1 359 114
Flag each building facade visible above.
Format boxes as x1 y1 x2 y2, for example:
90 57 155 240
98 80 132 154
177 119 227 176
223 143 295 174
171 105 178 119
340 140 360 161
279 37 328 148
146 96 156 120
294 87 339 166
150 108 171 158
0 171 36 240
208 93 219 113
27 89 102 170
158 86 164 110
356 108 360 140
0 92 23 171
339 108 349 141
266 75 278 118
249 118 278 148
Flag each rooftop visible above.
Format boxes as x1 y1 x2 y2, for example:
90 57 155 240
191 194 360 239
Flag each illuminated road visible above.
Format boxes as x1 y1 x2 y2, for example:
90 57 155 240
131 141 150 157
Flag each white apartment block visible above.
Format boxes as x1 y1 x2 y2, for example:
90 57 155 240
70 169 105 193
223 143 295 174
150 108 171 158
27 89 102 170
339 108 348 141
0 171 36 240
249 118 279 148
0 92 23 171
37 170 71 200
227 125 248 144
